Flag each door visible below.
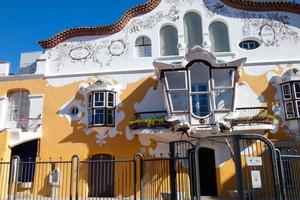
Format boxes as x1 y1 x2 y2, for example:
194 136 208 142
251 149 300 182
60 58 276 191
88 154 115 197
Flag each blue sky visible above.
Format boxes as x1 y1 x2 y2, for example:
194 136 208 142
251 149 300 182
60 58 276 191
0 0 147 73
0 0 299 74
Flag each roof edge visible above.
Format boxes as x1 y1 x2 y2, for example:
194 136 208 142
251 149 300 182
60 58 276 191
38 0 161 49
221 0 300 15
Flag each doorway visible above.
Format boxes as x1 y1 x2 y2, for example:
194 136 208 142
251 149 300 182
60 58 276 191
88 154 115 197
11 139 38 182
198 147 217 196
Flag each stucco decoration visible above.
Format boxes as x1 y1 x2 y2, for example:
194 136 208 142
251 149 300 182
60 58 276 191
201 0 299 46
47 39 128 70
127 6 180 33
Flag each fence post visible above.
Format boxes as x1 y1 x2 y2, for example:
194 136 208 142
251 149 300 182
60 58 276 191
134 153 143 200
8 156 20 200
70 155 80 200
233 136 245 200
275 149 286 200
169 142 177 200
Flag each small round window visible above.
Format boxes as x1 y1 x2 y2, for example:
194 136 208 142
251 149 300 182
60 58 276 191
239 40 260 50
70 106 79 116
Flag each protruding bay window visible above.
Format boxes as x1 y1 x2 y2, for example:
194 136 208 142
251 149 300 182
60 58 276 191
88 91 116 127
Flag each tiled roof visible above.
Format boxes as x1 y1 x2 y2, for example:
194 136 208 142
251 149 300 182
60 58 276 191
38 0 300 49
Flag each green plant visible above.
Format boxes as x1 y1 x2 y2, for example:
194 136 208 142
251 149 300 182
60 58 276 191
128 117 169 129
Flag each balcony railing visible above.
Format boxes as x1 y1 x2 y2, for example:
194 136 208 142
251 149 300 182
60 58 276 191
231 107 274 126
129 111 170 130
8 117 42 132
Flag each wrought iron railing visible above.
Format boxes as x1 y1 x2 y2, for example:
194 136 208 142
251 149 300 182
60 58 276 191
135 111 168 120
17 117 42 132
232 107 273 125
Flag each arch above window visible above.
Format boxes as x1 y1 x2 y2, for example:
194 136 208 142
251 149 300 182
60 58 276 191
209 21 230 52
184 12 203 50
160 25 179 56
135 36 152 57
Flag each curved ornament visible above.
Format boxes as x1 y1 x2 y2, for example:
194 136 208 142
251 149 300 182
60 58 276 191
69 47 91 60
109 40 126 56
260 25 275 46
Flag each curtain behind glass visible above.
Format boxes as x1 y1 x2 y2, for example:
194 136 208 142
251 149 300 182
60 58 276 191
160 26 179 56
184 12 203 50
209 21 230 52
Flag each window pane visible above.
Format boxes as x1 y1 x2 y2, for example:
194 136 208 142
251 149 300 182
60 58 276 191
94 92 104 107
94 109 104 125
160 25 179 56
209 21 230 52
190 62 210 88
88 110 93 125
170 91 187 112
191 94 210 117
135 36 152 57
184 12 203 49
285 102 295 119
212 69 234 88
191 84 208 92
7 91 29 122
165 71 186 89
107 109 114 125
214 89 233 110
282 84 291 100
294 83 300 98
88 93 92 109
107 93 115 107
297 101 300 117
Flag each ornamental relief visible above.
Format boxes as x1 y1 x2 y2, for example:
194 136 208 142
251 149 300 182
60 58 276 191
201 0 300 47
47 39 128 71
126 6 180 34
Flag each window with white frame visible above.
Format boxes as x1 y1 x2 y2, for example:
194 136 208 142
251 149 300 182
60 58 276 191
160 25 179 56
7 90 30 129
164 62 235 118
209 21 230 52
281 82 300 119
135 36 152 57
88 91 116 126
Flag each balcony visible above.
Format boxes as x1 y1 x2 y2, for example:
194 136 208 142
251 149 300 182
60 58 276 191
224 107 275 132
128 111 170 130
7 117 42 147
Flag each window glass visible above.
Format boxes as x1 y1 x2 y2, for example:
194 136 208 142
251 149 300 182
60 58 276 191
209 21 230 52
285 101 295 119
170 91 187 112
190 63 210 88
214 89 233 110
7 91 30 123
294 83 300 99
296 101 300 117
191 94 210 117
239 40 260 50
94 92 104 107
88 110 93 126
191 84 208 92
184 12 203 49
160 25 179 56
94 109 105 125
107 109 114 125
212 68 234 88
107 93 115 107
135 36 152 57
88 93 92 109
282 84 291 100
165 71 186 89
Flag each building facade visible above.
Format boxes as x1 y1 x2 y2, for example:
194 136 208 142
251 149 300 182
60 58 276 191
0 0 300 198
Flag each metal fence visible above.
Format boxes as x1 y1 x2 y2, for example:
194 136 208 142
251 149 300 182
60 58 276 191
2 135 300 200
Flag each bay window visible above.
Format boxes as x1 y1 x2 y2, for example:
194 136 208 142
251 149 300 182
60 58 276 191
281 82 300 119
88 91 115 127
164 61 236 120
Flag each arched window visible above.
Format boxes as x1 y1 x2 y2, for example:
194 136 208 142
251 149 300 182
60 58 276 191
209 21 230 52
184 12 203 50
135 36 152 57
7 90 30 129
160 25 179 56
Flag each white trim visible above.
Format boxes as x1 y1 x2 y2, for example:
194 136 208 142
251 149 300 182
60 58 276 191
282 83 292 101
93 108 105 126
93 92 105 108
28 94 44 98
293 82 300 99
285 101 295 119
211 68 235 88
164 71 187 90
295 100 300 117
106 92 115 108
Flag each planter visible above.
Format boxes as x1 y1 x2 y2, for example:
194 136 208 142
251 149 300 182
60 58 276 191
128 121 170 130
232 118 273 126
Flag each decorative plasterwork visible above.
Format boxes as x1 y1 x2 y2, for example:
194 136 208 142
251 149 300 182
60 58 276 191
47 39 128 70
38 0 300 49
